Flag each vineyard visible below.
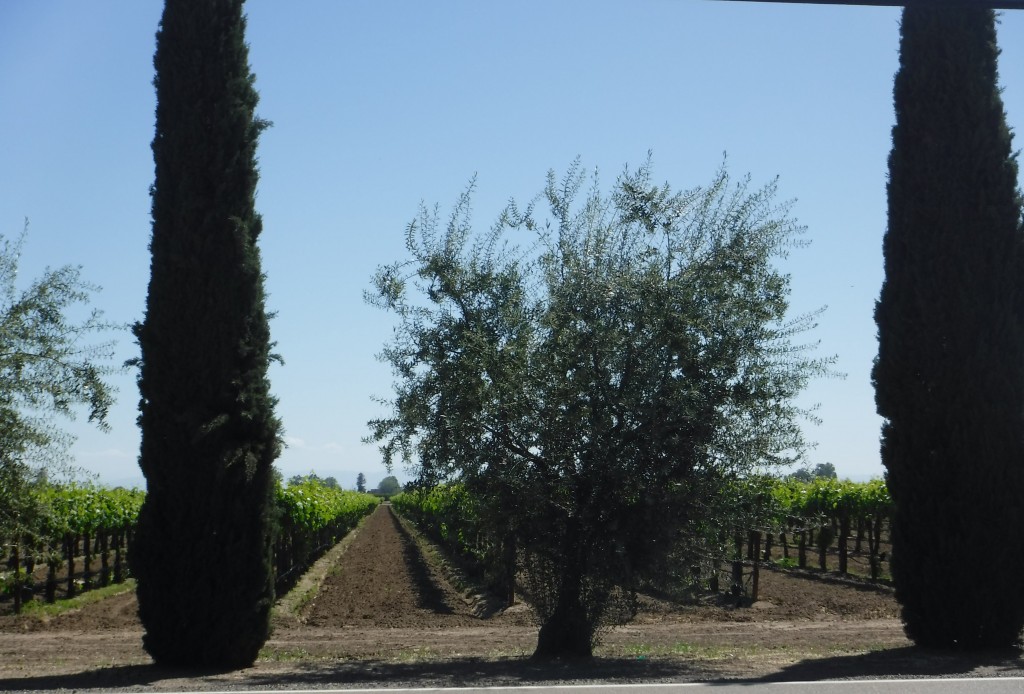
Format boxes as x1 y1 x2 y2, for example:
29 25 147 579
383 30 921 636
0 479 379 615
392 476 893 604
2 474 890 620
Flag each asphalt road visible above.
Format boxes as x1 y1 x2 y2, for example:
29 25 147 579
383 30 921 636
181 679 1024 694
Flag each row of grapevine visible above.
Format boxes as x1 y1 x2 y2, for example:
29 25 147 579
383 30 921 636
274 481 380 591
739 477 892 579
1 484 145 613
391 484 483 561
2 479 379 613
390 485 516 604
392 477 894 607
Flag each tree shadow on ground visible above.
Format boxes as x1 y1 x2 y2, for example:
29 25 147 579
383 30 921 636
0 657 715 691
759 562 895 594
388 508 457 614
0 664 232 692
751 645 1024 682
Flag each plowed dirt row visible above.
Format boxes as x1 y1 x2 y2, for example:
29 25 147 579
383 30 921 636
2 503 1023 690
303 503 486 628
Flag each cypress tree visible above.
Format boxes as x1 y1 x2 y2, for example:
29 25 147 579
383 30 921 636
130 0 281 667
874 2 1024 649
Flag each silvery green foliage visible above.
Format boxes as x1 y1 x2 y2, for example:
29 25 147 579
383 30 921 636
369 157 832 657
0 222 120 541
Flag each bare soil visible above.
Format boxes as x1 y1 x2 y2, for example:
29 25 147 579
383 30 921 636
2 504 1023 691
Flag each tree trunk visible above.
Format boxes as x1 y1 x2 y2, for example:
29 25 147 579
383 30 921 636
503 533 516 607
533 572 593 659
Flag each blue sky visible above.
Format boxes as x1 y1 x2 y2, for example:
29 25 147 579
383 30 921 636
2 1 1022 489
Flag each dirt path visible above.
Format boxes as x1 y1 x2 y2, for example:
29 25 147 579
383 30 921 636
303 503 482 628
2 503 1024 689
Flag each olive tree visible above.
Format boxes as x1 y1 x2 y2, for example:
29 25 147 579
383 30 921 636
369 159 830 658
0 224 119 544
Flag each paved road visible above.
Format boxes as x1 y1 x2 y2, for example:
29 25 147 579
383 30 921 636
184 678 1024 694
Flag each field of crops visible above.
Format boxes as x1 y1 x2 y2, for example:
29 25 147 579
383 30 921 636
0 479 379 614
392 476 893 603
3 473 890 617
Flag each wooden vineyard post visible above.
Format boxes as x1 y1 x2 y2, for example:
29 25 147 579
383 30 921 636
838 513 850 575
65 534 76 598
731 532 744 598
12 543 22 615
99 531 110 587
817 525 832 571
82 531 93 590
113 529 124 584
868 516 883 580
751 533 761 602
45 552 59 603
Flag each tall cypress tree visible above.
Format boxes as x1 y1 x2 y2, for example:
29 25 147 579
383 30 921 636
874 3 1024 649
131 0 281 667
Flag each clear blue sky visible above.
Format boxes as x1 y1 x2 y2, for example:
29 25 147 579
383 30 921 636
2 1 1022 489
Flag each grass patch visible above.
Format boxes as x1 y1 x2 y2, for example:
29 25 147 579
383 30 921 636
391 646 437 663
608 641 771 660
21 579 135 618
259 647 315 662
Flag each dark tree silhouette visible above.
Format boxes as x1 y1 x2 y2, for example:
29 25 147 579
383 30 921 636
130 0 281 668
874 3 1024 649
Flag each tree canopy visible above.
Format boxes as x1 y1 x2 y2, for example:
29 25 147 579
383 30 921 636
289 472 339 489
0 224 120 543
376 475 402 497
787 462 837 483
369 158 831 658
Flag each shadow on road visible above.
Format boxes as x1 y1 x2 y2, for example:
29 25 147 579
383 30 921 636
5 646 1024 690
0 663 230 692
753 645 1024 682
0 656 715 691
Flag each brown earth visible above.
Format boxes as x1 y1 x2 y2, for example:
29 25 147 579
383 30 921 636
1 504 1023 691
